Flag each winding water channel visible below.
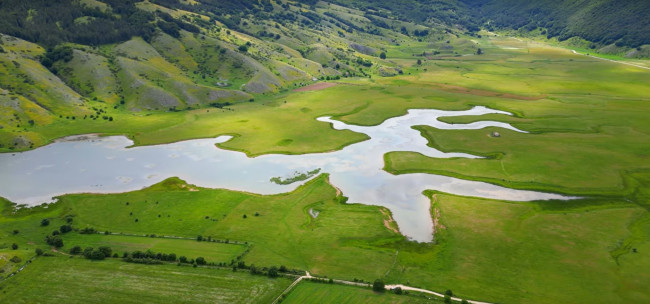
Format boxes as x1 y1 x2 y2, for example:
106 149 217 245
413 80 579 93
0 106 570 242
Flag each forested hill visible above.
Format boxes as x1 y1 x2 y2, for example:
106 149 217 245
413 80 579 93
462 0 650 48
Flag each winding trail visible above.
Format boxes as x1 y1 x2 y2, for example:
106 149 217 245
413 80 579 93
272 271 493 304
571 50 650 70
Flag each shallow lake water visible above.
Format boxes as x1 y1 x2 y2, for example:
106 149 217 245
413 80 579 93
0 106 570 242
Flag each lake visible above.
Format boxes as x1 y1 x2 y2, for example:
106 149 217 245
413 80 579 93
0 106 570 242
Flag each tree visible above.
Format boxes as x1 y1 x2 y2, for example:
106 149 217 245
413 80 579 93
83 247 94 258
60 225 72 233
445 289 453 296
35 248 43 255
372 279 385 292
90 249 106 260
268 266 279 278
417 59 422 65
11 243 18 250
197 235 203 242
196 257 206 265
179 256 188 263
98 246 112 257
41 218 50 226
46 235 64 247
70 246 82 254
238 45 248 52
379 52 386 59
476 48 483 55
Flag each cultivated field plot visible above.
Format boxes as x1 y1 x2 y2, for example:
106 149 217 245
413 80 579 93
0 257 292 304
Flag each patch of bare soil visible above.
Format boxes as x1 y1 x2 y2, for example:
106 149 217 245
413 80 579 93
380 208 400 234
293 82 338 92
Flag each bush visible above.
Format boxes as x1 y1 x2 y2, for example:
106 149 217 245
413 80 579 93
70 246 82 254
10 256 22 263
59 225 72 233
11 243 18 250
372 279 385 292
45 234 64 247
98 246 112 257
238 45 248 52
35 248 44 256
444 295 452 304
90 249 106 260
41 218 50 226
196 257 206 265
268 266 279 278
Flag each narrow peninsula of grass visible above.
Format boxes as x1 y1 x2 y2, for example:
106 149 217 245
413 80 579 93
270 169 321 185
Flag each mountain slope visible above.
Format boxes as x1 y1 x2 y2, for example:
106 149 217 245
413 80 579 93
463 0 650 47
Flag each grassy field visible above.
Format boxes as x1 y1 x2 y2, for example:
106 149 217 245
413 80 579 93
386 192 650 304
1 16 650 304
60 233 248 264
3 174 650 303
0 257 292 304
1 176 402 281
281 282 445 304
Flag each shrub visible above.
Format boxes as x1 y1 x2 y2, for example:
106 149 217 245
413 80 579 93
268 266 279 278
45 235 64 247
372 279 385 292
59 225 72 233
35 248 44 256
90 249 106 260
196 257 206 265
10 256 22 263
98 246 112 257
70 246 82 254
41 218 50 226
11 243 18 250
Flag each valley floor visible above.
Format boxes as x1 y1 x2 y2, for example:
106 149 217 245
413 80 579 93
1 34 650 304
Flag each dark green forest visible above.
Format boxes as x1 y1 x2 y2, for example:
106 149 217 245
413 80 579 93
0 0 648 49
462 0 650 47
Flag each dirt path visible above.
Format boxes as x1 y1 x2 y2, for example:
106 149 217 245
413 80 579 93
385 284 493 304
274 270 493 304
293 82 337 92
572 50 650 71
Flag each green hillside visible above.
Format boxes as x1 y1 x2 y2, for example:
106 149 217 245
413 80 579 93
463 0 650 49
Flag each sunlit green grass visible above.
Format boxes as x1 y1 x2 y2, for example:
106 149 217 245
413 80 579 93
0 257 292 304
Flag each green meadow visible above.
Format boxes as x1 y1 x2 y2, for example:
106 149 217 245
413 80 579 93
1 17 650 304
0 257 291 304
